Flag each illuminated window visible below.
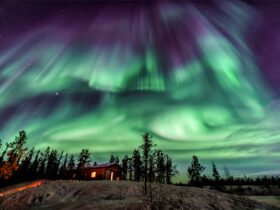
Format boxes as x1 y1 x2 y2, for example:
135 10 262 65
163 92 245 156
110 172 114 181
91 171 96 178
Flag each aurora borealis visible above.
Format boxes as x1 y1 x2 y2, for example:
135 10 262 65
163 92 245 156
1 1 280 178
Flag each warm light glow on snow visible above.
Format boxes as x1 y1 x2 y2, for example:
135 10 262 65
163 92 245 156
0 180 43 197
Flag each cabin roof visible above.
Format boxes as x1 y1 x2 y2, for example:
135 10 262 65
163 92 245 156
86 163 122 170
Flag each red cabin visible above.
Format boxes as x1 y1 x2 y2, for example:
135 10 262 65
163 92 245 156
83 163 123 180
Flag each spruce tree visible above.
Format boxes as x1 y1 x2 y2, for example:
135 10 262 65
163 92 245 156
0 143 9 167
223 166 233 192
128 157 133 181
30 150 40 179
68 154 75 170
115 156 120 164
0 131 27 179
121 155 129 180
223 166 231 178
59 153 68 179
132 149 142 181
109 155 115 163
155 149 165 183
109 155 119 164
77 149 90 179
20 147 34 180
212 161 220 181
38 147 50 178
7 130 28 164
139 132 156 195
148 150 156 183
46 149 59 179
165 155 176 184
187 155 205 185
56 150 64 178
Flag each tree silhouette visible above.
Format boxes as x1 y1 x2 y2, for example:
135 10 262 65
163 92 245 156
67 154 75 179
139 132 156 195
212 161 220 182
38 147 50 178
165 154 177 184
30 150 40 179
223 166 233 192
148 150 156 183
115 156 120 164
7 130 28 163
109 155 120 164
109 155 116 163
46 149 59 179
127 157 133 181
132 149 142 181
77 149 90 179
68 154 75 170
121 155 129 180
0 143 9 167
0 131 27 179
187 155 205 185
56 151 64 177
59 153 68 179
20 147 34 180
155 149 165 183
223 166 231 178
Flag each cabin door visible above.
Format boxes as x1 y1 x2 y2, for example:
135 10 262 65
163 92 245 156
105 169 110 180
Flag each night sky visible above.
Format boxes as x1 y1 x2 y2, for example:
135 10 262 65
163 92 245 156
1 1 280 179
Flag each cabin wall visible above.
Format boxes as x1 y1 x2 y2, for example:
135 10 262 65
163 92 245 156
84 166 122 180
84 168 105 180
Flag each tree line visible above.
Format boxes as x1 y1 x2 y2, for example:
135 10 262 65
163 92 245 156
0 130 279 192
186 155 280 189
115 132 178 195
0 131 177 190
0 131 95 187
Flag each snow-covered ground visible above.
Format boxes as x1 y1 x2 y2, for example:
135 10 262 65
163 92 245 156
0 180 278 210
